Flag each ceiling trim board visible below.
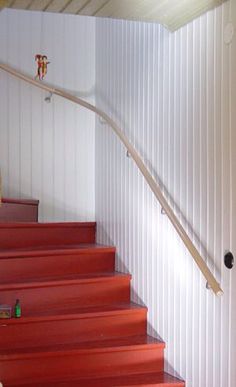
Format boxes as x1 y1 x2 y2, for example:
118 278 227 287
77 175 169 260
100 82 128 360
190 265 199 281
61 0 88 14
2 0 228 32
93 0 111 16
77 0 109 16
60 0 74 13
27 0 52 11
75 0 92 15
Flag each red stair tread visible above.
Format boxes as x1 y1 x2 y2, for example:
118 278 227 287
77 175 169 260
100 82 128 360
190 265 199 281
12 372 184 386
0 335 165 358
0 302 147 353
0 302 146 323
0 243 115 258
0 222 96 228
0 222 96 250
2 197 39 206
0 271 131 288
0 243 116 283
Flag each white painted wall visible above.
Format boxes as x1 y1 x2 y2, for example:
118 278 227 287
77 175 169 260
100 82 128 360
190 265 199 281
95 1 236 386
0 8 95 221
0 4 235 386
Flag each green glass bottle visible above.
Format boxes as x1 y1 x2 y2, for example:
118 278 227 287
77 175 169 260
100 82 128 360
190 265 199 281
14 299 21 318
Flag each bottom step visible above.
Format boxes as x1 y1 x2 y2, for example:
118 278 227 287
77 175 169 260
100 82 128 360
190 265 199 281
0 336 164 384
6 372 185 386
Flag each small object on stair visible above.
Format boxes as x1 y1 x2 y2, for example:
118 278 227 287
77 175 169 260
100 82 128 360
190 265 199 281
0 305 11 319
14 299 21 318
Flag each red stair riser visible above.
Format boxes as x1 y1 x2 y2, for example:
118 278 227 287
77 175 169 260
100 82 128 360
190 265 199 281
0 276 131 313
0 223 96 249
0 202 38 222
0 309 147 350
0 250 115 282
0 347 164 384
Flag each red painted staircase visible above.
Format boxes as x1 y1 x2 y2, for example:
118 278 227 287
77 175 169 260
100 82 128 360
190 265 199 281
0 221 185 386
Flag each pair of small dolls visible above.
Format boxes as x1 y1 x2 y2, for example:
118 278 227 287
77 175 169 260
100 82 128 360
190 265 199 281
35 54 50 80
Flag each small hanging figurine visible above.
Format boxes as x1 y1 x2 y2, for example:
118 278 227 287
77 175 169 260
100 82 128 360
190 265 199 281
35 54 43 80
35 54 50 80
42 55 50 79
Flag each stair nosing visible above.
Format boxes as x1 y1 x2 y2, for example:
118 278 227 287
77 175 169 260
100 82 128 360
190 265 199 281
0 302 147 325
0 335 165 360
0 272 131 290
8 372 185 387
0 244 116 259
0 221 96 229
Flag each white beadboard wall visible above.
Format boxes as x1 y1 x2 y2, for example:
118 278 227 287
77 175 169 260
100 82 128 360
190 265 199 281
95 1 236 386
0 8 95 221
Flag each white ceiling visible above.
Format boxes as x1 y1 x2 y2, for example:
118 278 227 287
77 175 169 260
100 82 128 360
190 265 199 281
3 0 227 31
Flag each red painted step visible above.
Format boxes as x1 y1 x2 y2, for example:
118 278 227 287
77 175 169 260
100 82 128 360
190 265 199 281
0 272 131 314
12 372 185 387
0 303 147 350
0 244 115 282
0 222 96 250
0 220 185 386
0 198 39 223
0 335 165 385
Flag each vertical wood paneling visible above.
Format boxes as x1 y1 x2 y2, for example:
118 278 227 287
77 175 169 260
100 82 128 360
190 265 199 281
230 1 236 385
95 1 236 386
0 9 9 198
0 8 95 221
230 3 236 387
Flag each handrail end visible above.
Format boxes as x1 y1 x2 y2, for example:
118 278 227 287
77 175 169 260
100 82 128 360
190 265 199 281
216 288 224 296
208 280 223 296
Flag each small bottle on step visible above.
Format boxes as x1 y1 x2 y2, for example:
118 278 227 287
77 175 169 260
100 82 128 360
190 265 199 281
14 299 21 318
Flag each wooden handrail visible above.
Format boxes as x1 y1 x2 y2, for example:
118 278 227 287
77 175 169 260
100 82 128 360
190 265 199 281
0 62 223 295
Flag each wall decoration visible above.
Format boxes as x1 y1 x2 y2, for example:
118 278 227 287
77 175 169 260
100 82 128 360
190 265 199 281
35 54 50 80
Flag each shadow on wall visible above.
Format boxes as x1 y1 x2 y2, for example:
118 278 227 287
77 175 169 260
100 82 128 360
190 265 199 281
62 85 95 100
96 89 221 282
144 156 221 280
146 322 184 381
1 195 92 222
97 223 184 382
38 200 94 222
96 89 133 139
